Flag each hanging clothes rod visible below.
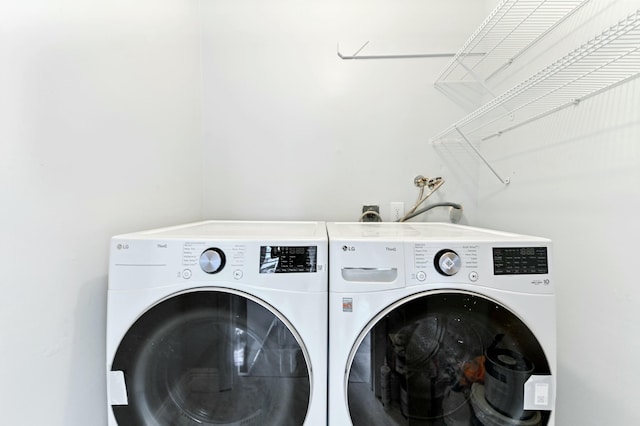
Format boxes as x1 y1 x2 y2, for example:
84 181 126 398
337 41 469 60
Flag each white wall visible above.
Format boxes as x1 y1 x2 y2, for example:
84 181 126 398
199 0 488 223
472 0 640 424
0 1 202 424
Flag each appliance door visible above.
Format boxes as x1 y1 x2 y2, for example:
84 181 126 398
346 291 553 426
111 289 311 426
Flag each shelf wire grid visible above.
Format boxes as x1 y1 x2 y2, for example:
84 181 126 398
430 9 640 145
435 0 590 86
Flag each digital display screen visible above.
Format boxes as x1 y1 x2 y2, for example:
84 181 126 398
493 247 548 275
259 246 317 273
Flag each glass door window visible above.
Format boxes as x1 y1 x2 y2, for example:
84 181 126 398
347 291 551 426
112 290 310 426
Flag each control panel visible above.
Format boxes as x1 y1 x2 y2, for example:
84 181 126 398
109 235 327 292
187 244 319 276
405 242 552 292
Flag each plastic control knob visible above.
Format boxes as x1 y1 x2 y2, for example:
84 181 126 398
434 249 461 276
199 248 226 274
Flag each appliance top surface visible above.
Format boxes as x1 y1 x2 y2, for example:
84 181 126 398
114 220 327 241
326 222 550 243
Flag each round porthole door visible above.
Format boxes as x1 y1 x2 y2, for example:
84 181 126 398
111 290 311 426
346 291 552 426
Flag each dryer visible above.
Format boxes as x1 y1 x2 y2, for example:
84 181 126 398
107 221 328 426
327 222 556 426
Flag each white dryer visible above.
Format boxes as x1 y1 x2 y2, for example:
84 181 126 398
107 221 328 426
327 222 556 426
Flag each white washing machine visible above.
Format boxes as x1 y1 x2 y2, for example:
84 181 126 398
327 222 556 426
106 221 328 426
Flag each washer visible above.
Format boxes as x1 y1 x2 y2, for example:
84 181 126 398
327 222 556 426
107 221 328 426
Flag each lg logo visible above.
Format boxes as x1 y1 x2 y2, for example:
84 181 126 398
342 245 355 252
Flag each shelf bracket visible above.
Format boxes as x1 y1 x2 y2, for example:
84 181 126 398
454 126 510 185
337 42 457 60
454 58 500 99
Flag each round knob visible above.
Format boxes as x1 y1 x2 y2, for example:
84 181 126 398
199 248 226 274
434 249 461 276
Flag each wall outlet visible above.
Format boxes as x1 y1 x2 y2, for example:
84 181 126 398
361 205 381 222
390 202 405 222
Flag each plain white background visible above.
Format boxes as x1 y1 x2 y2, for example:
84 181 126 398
1 0 639 424
0 1 203 423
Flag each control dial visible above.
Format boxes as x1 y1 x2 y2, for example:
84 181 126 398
199 248 226 274
434 249 461 276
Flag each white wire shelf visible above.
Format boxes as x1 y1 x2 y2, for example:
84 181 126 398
435 0 590 88
430 9 640 184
